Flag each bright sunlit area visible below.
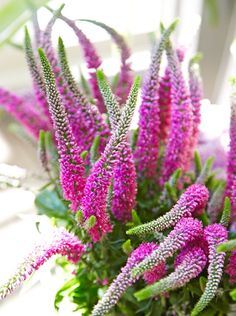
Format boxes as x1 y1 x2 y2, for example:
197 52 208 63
1 0 236 315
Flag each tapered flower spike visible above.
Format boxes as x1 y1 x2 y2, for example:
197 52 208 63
135 246 207 301
91 242 165 316
55 12 106 113
57 37 110 153
80 19 133 104
191 224 228 316
0 228 85 300
97 70 137 221
160 40 193 184
131 217 203 278
134 19 179 178
81 76 140 241
225 80 236 222
38 48 86 212
24 26 52 125
188 53 203 154
127 184 209 237
158 66 171 142
225 250 236 284
0 88 48 139
207 183 225 223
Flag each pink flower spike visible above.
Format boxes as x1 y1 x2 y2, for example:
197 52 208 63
0 88 49 139
39 49 86 212
92 242 163 316
0 228 85 300
225 250 236 284
160 44 193 184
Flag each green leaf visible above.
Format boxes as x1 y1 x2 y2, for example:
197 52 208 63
230 289 236 301
220 197 231 227
194 151 202 177
122 239 133 255
131 209 142 226
217 239 236 253
35 189 68 219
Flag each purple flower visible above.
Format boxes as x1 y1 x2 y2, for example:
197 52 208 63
0 228 85 300
135 246 207 301
92 242 165 316
225 250 236 284
111 143 137 222
225 87 236 221
39 49 86 212
81 76 140 242
187 58 203 164
134 21 178 178
60 16 106 113
158 66 171 142
79 19 133 104
0 88 49 139
132 217 203 278
127 184 209 237
191 224 228 316
161 44 193 184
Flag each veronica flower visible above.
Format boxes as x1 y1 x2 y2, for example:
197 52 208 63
0 228 85 300
134 20 178 178
191 224 228 316
0 88 48 139
225 83 236 221
158 66 171 142
80 19 133 105
81 75 140 241
92 242 165 316
39 49 86 212
97 70 136 222
225 250 236 284
131 217 203 278
160 42 193 184
127 184 209 237
135 245 207 301
57 37 110 153
188 55 203 154
58 14 106 113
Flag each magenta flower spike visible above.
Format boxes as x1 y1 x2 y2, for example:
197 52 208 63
92 242 165 316
225 83 236 222
158 66 171 142
80 19 133 104
127 184 209 237
81 75 140 242
59 15 106 113
191 224 228 316
39 49 86 212
225 250 236 284
135 245 207 301
188 55 203 158
131 217 203 278
134 20 178 178
160 42 193 184
0 228 85 300
97 69 137 222
57 37 110 153
0 88 49 139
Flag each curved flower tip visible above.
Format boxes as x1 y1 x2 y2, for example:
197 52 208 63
0 228 85 300
135 246 207 301
131 217 203 278
127 184 208 237
91 242 164 316
225 250 236 284
191 224 228 316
